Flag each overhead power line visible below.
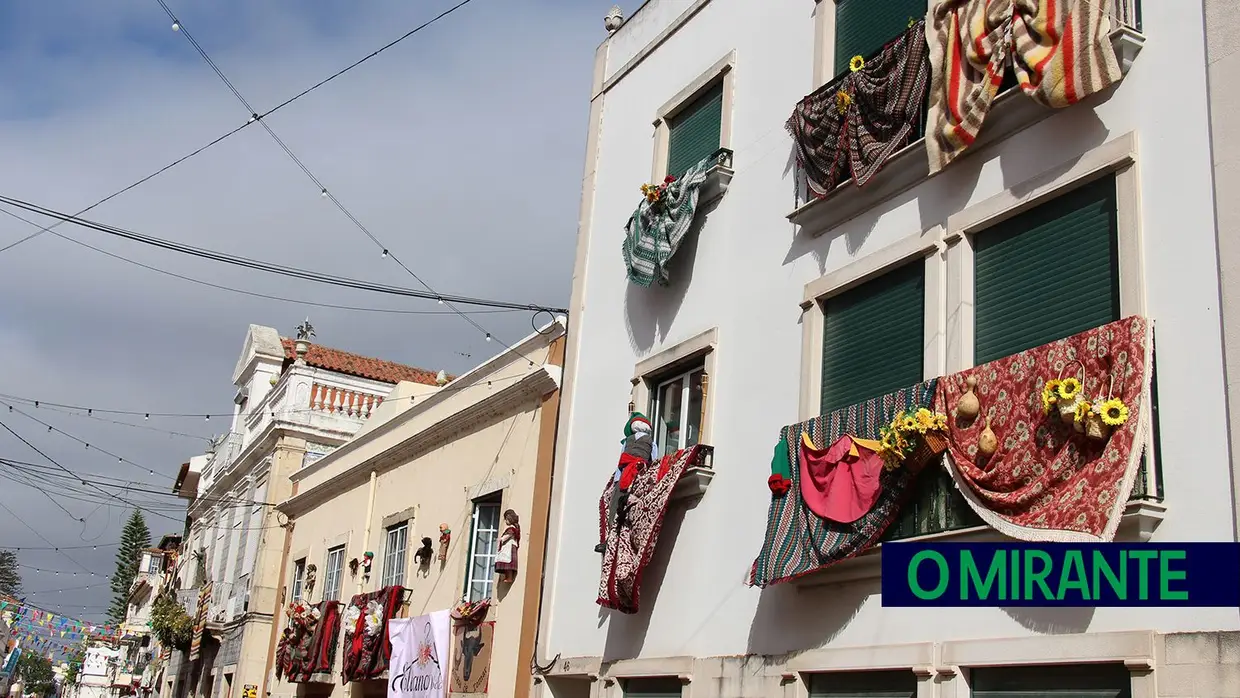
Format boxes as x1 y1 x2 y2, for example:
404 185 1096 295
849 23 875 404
157 0 542 357
0 0 478 256
0 192 567 314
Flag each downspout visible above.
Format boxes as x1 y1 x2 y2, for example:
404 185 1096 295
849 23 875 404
359 471 378 594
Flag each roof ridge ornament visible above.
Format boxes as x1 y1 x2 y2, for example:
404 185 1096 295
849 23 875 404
294 318 315 364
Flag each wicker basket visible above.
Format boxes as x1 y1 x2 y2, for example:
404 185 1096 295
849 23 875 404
1084 410 1112 441
906 430 949 473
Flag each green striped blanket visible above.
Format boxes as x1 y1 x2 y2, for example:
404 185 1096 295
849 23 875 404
621 153 717 287
747 380 938 587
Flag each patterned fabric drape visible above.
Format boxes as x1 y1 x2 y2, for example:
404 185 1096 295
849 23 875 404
788 19 930 198
597 446 701 613
748 380 938 588
622 153 718 287
926 0 1123 173
341 586 405 683
285 601 341 683
934 317 1150 542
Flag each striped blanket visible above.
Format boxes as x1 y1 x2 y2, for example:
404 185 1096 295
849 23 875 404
282 601 341 683
622 154 716 287
926 0 1122 173
788 19 929 198
748 380 938 588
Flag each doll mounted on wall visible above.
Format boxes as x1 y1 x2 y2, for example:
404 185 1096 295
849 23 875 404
495 510 520 583
413 537 435 577
595 412 659 553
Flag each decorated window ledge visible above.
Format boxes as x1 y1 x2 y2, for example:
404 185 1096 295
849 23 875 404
788 13 1143 239
622 149 733 288
748 317 1159 590
671 445 715 501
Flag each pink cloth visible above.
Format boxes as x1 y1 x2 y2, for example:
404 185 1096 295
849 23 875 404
798 433 884 524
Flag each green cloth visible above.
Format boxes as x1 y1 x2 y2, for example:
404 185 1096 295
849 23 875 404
622 153 716 287
770 435 792 480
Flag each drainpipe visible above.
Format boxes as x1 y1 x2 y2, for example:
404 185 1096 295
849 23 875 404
359 471 378 593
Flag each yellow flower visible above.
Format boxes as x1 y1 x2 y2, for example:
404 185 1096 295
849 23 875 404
1040 389 1055 415
915 408 934 426
849 55 865 72
1099 398 1130 427
835 90 851 114
933 414 948 430
1073 399 1091 423
901 416 918 431
1057 377 1081 401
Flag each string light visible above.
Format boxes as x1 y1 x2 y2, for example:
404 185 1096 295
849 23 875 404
381 249 388 259
321 188 328 197
485 333 492 342
171 21 179 31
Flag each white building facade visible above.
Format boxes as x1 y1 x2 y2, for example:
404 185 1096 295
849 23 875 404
167 324 441 698
537 0 1240 696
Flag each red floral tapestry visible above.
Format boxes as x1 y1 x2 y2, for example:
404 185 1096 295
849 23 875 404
933 316 1151 542
341 585 405 683
597 446 700 614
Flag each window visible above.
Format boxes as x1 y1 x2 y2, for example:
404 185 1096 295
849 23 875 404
820 259 925 414
322 546 345 601
974 175 1120 364
382 523 409 588
289 559 306 602
464 498 501 602
650 365 705 453
833 0 928 78
970 663 1131 697
622 677 683 697
808 669 917 697
145 555 161 574
665 81 723 178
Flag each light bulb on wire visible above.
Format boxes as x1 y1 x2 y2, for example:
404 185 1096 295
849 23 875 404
321 188 328 198
485 333 492 342
381 249 388 259
171 21 179 31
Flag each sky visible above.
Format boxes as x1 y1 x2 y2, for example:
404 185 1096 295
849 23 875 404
0 0 638 630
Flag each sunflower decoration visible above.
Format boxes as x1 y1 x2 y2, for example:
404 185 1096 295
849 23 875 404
835 89 852 114
1098 398 1130 427
1040 378 1062 415
1056 377 1082 402
849 55 865 72
1073 398 1092 424
877 407 949 469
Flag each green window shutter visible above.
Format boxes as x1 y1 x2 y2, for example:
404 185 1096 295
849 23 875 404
971 664 1131 698
974 175 1120 365
665 82 723 178
821 260 924 414
623 677 682 697
834 0 928 77
808 670 917 698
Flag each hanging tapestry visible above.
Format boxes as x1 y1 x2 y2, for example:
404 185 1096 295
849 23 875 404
342 585 405 683
449 621 494 694
934 316 1151 542
747 380 938 588
622 152 720 287
597 446 702 613
926 0 1123 173
281 601 341 683
788 18 930 198
387 612 449 698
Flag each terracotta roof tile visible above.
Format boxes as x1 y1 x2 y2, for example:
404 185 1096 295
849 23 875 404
281 338 443 386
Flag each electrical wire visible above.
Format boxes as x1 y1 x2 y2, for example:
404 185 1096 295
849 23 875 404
0 0 478 257
0 192 567 314
157 0 546 360
0 499 97 575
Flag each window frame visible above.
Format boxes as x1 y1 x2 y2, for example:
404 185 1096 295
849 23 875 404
649 365 706 454
463 496 502 603
322 545 346 602
289 558 306 602
811 0 932 88
382 522 409 588
631 328 719 449
650 51 737 184
797 131 1150 546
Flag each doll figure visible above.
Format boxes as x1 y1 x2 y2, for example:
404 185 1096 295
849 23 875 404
494 510 520 583
413 537 435 576
438 524 451 562
595 412 659 553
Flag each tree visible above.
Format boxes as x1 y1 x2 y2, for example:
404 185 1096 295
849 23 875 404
0 550 22 597
107 510 151 624
16 650 53 696
149 591 193 651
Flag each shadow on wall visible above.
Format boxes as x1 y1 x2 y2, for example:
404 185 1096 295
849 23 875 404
745 577 875 656
624 198 722 353
1001 606 1096 634
598 498 698 661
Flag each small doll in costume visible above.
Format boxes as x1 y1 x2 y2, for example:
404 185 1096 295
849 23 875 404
413 537 435 576
494 509 520 582
595 412 659 553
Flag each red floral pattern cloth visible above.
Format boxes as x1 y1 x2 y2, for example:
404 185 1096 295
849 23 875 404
597 446 700 614
341 586 405 683
933 316 1151 542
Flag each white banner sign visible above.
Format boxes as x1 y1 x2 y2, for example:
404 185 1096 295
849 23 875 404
388 611 450 698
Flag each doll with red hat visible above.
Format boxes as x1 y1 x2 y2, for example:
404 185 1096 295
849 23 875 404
596 412 661 553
